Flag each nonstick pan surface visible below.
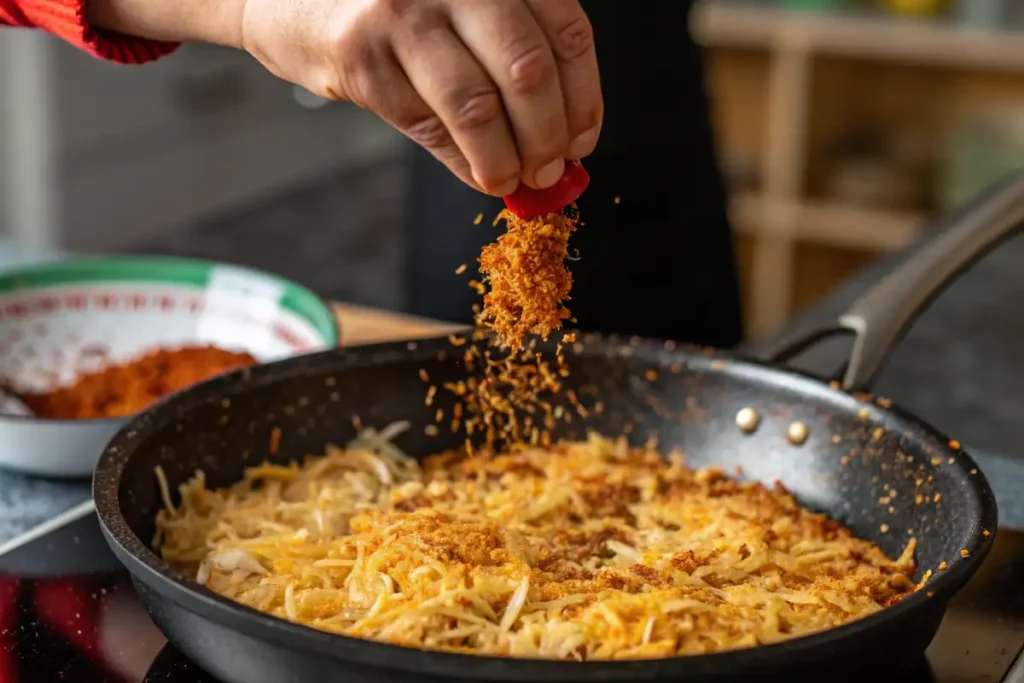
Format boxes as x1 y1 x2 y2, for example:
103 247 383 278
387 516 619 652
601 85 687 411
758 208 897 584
98 337 992 683
94 171 1024 682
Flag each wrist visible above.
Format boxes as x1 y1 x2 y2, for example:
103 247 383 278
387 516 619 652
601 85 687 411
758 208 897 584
85 0 247 49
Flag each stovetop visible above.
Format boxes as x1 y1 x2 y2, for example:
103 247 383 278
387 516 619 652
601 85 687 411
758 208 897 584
0 502 1021 682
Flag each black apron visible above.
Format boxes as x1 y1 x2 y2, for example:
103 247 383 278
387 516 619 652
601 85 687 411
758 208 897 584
404 0 742 348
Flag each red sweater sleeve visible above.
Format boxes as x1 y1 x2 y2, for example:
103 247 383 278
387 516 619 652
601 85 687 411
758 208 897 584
0 0 178 64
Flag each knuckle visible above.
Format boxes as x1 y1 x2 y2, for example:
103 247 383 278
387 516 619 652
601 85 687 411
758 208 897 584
554 15 595 61
373 0 417 20
318 82 346 103
338 79 369 109
571 106 602 137
448 87 504 131
404 115 454 151
388 1 444 38
327 18 362 60
330 31 378 108
507 43 556 94
336 64 374 110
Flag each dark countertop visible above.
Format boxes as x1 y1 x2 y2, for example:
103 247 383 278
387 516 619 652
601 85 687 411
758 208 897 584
0 473 91 547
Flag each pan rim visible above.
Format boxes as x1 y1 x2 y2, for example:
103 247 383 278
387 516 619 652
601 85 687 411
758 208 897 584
93 334 998 680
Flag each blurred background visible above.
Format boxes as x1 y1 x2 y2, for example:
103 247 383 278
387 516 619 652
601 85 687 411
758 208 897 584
2 0 1024 341
702 0 1024 339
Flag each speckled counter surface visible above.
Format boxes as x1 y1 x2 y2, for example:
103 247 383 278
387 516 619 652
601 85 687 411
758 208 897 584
0 473 89 544
0 242 87 545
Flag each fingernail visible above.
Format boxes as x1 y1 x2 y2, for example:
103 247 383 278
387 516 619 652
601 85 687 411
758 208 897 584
495 178 520 196
568 127 600 158
535 158 565 189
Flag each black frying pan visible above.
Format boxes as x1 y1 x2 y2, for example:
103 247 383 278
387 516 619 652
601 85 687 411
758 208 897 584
94 171 1024 683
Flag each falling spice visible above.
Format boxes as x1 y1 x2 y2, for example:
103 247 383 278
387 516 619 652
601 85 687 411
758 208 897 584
476 209 577 350
21 346 257 419
441 336 575 449
435 203 587 452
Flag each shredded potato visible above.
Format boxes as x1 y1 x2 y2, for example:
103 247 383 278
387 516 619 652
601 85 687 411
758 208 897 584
155 432 917 660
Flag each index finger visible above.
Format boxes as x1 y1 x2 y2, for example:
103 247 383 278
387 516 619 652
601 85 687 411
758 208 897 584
526 0 603 159
448 0 569 190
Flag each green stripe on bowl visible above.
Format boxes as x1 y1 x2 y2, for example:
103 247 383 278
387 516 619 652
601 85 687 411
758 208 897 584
0 256 339 346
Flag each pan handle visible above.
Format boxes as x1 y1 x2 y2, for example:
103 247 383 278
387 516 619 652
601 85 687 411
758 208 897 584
760 169 1024 392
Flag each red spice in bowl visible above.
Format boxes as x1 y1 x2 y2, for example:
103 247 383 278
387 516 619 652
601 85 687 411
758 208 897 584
21 346 257 419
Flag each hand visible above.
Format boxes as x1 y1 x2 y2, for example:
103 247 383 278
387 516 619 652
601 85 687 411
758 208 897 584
240 0 604 195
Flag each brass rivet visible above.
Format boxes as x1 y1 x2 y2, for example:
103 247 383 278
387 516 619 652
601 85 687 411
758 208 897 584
736 407 760 434
787 421 809 446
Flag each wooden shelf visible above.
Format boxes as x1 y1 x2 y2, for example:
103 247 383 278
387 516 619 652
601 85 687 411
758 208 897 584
797 201 924 250
695 1 1024 338
730 194 924 251
695 1 1024 72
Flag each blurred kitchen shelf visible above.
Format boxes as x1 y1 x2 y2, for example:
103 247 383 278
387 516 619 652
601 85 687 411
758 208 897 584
695 1 1024 72
694 1 1024 339
730 194 924 252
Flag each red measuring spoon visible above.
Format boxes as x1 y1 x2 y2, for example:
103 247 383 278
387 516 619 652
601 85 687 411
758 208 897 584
502 159 590 220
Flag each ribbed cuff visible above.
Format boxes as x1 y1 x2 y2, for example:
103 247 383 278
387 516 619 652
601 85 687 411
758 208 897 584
15 0 178 63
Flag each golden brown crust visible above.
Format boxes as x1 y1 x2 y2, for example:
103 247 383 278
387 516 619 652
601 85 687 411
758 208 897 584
155 436 917 660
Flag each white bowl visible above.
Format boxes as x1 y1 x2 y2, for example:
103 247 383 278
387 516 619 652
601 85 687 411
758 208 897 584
0 256 338 477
